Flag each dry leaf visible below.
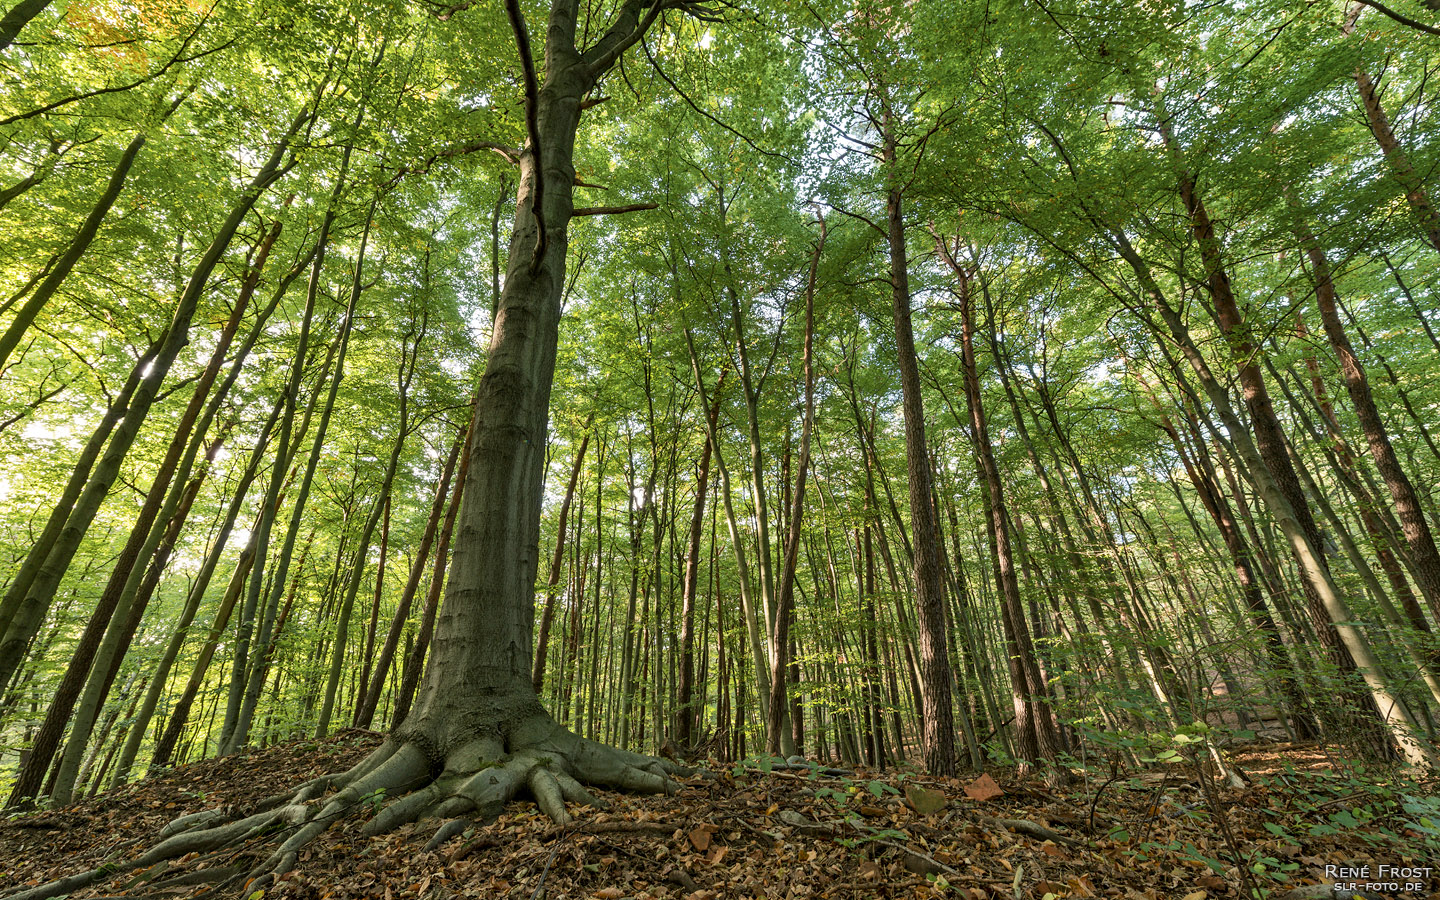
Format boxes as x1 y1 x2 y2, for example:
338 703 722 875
687 826 711 851
963 773 1004 802
904 784 947 816
594 889 626 899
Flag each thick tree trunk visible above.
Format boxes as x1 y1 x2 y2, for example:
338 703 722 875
393 36 593 749
6 14 703 899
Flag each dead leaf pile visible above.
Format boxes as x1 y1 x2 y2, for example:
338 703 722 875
0 737 1435 899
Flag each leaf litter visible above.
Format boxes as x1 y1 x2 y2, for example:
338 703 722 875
1 732 1436 900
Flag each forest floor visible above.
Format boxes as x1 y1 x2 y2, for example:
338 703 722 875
1 730 1438 900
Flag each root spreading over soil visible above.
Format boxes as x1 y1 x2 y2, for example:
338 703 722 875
1 732 1436 900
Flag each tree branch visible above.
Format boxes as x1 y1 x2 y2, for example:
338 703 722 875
572 202 658 216
581 0 666 77
640 33 800 166
503 0 547 275
0 9 233 127
1354 0 1440 36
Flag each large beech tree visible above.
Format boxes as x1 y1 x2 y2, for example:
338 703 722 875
0 0 719 894
6 2 1440 896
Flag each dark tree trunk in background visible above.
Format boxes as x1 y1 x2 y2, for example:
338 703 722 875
533 420 593 694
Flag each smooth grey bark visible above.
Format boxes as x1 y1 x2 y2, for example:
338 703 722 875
393 0 694 757
2 13 708 898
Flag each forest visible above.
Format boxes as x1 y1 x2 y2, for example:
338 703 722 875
0 0 1439 896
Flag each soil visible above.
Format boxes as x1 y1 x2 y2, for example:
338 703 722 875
1 731 1436 900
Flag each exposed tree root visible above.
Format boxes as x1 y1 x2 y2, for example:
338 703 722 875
0 713 686 900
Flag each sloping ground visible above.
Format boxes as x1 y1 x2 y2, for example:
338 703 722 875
1 732 1436 899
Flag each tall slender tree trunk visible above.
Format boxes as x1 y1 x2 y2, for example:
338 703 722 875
1298 227 1440 620
3 111 307 806
945 244 1066 784
683 327 774 727
1130 241 1433 765
1152 117 1400 749
315 364 406 737
883 118 957 776
1147 386 1320 740
766 215 823 756
354 424 464 728
392 417 471 728
676 377 724 747
0 132 149 371
0 350 151 669
533 418 593 693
